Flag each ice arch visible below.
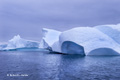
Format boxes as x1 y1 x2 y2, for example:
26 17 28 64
88 48 120 56
59 27 120 55
39 27 120 55
61 41 85 56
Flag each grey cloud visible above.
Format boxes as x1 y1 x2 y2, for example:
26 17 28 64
0 0 120 42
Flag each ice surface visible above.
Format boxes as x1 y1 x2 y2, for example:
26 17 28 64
56 27 120 55
2 35 40 50
40 28 61 50
52 41 61 52
95 24 120 44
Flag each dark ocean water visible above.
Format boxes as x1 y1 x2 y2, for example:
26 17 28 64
0 51 120 80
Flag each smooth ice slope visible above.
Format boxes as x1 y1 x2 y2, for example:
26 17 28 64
95 24 120 44
4 35 40 50
58 27 120 55
40 28 61 50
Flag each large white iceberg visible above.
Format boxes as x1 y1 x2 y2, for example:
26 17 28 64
1 26 120 55
95 24 120 44
3 35 40 50
39 28 61 51
52 27 120 55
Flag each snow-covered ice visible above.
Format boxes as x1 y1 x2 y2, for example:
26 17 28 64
95 24 120 44
40 28 61 50
1 35 40 50
53 27 120 55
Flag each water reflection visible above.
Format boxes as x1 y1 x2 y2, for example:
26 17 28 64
0 51 120 80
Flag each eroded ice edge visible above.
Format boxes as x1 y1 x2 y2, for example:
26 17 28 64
1 24 120 55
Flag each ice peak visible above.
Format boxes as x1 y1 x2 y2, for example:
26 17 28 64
14 35 21 39
9 35 22 42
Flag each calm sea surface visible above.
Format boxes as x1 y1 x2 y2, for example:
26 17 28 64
0 51 120 80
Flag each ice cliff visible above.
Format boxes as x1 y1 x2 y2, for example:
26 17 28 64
39 28 61 51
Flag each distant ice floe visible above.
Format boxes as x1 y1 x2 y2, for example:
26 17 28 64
40 25 120 56
0 35 40 51
0 44 7 50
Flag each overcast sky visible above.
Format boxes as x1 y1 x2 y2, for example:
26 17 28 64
0 0 120 42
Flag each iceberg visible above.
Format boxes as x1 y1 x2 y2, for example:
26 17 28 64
2 35 40 50
0 44 7 50
95 24 120 44
53 27 120 55
40 28 61 51
1 26 120 55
